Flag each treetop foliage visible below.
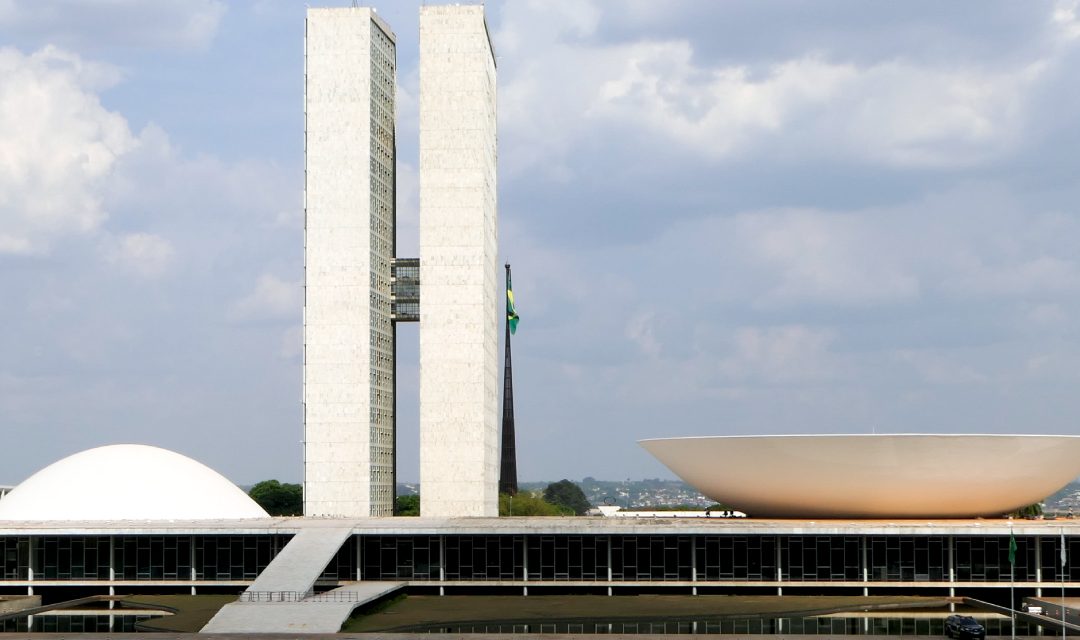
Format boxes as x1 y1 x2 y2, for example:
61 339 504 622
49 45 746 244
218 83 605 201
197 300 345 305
395 494 420 516
248 480 302 516
543 479 591 515
499 491 569 516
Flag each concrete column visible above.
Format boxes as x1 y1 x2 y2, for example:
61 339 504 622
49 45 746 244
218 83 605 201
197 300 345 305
776 536 783 596
356 536 362 582
607 537 613 596
190 536 197 595
438 535 445 596
949 535 956 611
862 536 869 596
27 537 34 596
522 536 528 596
691 536 698 596
109 536 116 608
1036 535 1043 597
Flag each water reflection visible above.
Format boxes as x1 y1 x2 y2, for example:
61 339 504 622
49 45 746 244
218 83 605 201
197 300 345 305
0 614 158 633
411 616 1035 635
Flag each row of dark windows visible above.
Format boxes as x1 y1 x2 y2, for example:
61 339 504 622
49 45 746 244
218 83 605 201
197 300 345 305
352 534 1080 583
0 535 290 581
3 534 1078 583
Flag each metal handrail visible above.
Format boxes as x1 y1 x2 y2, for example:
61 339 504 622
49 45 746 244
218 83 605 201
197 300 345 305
239 590 363 603
239 590 313 602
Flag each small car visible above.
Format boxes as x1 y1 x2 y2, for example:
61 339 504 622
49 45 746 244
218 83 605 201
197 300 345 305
945 615 986 640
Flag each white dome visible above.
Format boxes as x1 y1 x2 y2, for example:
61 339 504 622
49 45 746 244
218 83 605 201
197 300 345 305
0 444 269 521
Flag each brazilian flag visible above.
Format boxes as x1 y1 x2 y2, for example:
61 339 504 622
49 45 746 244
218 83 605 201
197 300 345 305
1008 533 1017 565
507 270 519 335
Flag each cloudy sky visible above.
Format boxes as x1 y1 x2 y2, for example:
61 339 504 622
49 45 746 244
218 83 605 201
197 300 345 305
3 1 1080 486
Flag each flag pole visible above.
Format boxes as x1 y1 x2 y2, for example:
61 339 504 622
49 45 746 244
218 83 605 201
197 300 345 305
1063 528 1067 640
498 263 519 498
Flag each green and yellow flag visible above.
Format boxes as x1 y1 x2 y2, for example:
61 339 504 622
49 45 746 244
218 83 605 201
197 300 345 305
507 269 519 335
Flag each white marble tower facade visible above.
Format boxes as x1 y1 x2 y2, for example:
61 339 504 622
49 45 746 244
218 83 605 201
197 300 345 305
418 5 500 517
303 8 396 517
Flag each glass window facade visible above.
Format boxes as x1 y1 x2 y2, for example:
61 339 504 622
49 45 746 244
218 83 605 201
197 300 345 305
360 536 440 581
954 536 1036 582
348 534 1063 585
1 537 30 580
697 535 777 581
192 536 291 581
782 536 860 581
0 532 1074 587
0 535 290 582
37 536 111 580
529 535 606 581
868 536 948 582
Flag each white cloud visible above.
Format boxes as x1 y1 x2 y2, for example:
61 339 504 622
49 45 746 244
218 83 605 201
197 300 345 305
590 48 1039 168
103 232 175 278
1053 0 1080 41
0 1 225 51
593 50 855 157
0 46 138 254
495 3 1069 173
228 274 301 323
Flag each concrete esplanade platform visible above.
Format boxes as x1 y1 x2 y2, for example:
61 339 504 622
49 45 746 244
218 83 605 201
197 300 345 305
5 514 1080 540
6 514 1080 536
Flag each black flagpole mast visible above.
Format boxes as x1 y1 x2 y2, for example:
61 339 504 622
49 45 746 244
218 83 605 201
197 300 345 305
499 263 518 496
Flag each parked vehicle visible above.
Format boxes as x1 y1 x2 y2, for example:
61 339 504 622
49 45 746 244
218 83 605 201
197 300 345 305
945 615 986 640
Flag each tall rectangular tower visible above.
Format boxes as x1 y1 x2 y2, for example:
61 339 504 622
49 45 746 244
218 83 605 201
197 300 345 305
304 8 396 517
418 5 500 517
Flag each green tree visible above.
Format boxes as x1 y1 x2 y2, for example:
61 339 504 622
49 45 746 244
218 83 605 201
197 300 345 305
395 494 420 516
499 492 568 516
1010 502 1044 518
543 479 591 515
248 480 302 516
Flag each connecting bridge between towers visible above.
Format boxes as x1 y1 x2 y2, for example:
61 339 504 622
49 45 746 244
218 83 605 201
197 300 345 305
391 258 419 323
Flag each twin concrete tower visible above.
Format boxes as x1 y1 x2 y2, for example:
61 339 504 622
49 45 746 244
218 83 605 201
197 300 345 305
303 5 499 518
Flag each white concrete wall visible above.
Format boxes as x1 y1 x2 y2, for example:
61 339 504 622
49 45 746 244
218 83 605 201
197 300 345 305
418 5 499 517
304 8 396 517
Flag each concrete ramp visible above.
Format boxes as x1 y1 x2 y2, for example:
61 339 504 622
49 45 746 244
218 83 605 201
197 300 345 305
201 582 404 634
203 526 378 633
244 526 353 594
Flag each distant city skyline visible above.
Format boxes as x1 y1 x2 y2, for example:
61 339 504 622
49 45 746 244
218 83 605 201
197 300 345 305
3 1 1080 486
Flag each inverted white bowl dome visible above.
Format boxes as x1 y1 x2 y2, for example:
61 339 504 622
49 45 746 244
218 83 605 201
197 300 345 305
640 434 1080 518
0 444 269 521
